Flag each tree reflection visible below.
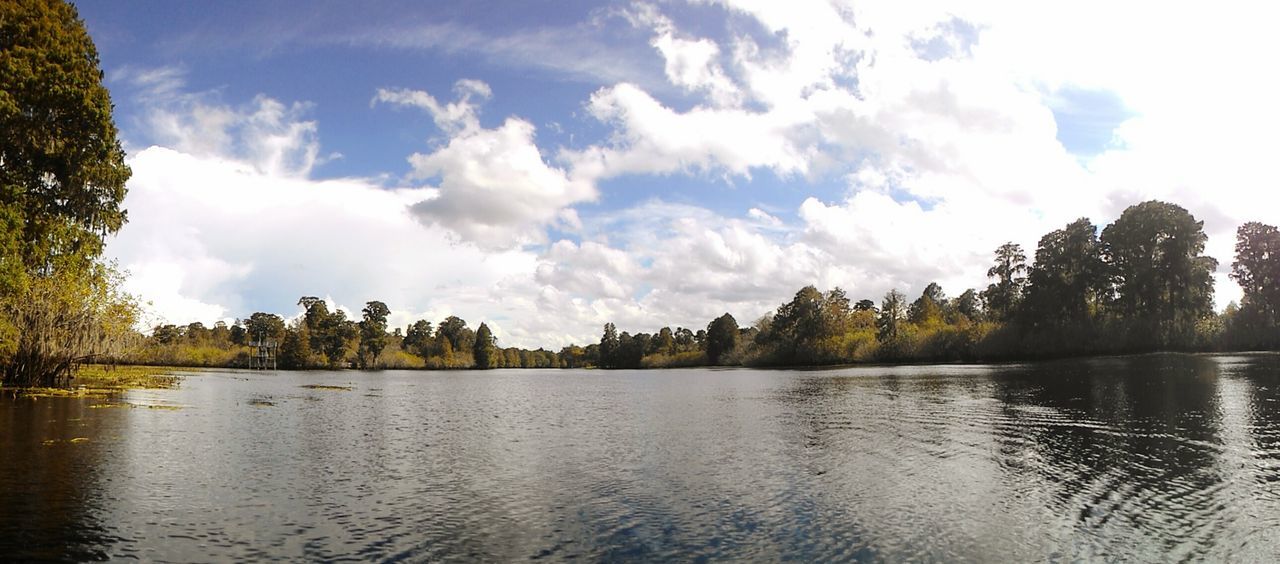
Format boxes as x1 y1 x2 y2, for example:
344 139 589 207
0 396 115 560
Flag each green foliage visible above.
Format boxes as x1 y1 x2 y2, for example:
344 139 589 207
758 286 854 364
599 322 619 368
907 282 945 327
403 319 433 357
0 0 137 387
982 242 1028 321
277 325 309 369
358 300 389 369
705 313 738 365
437 316 473 353
1022 218 1105 330
473 322 496 369
877 289 906 342
1101 201 1217 349
1 0 130 272
1228 222 1280 348
2 261 139 386
246 312 285 342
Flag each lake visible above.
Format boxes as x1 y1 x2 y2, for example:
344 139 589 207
3 353 1279 561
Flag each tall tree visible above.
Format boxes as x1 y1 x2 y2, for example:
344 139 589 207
1231 222 1280 324
767 286 851 362
982 242 1028 321
705 313 739 365
298 297 330 354
599 322 619 368
908 282 946 326
652 326 675 355
1 0 130 272
1 0 135 387
403 319 434 357
358 300 389 369
277 324 309 369
245 312 285 343
1101 201 1217 347
437 315 471 353
878 289 906 341
317 309 357 367
952 289 983 322
1022 218 1106 328
473 322 496 369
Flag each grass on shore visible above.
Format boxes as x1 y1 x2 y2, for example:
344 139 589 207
2 364 185 399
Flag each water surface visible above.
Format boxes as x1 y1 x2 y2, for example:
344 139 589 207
3 353 1280 561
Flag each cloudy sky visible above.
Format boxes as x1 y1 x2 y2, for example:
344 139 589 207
80 0 1280 348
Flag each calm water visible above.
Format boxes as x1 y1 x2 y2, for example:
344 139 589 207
3 354 1280 561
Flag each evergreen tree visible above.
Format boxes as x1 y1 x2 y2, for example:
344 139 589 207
473 322 496 369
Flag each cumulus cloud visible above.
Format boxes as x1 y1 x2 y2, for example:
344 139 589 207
626 2 741 107
563 82 815 182
115 66 329 177
109 146 537 332
376 81 596 250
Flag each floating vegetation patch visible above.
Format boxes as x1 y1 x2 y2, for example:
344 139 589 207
89 403 129 409
248 398 276 407
5 386 116 399
74 364 184 390
84 401 184 410
140 404 183 411
43 437 90 446
300 385 353 391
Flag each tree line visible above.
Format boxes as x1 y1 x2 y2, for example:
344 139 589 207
131 297 558 370
121 201 1280 370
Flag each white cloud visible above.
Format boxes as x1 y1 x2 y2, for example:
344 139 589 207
377 81 596 249
563 82 814 182
626 2 741 107
109 146 537 332
373 80 491 134
116 67 327 178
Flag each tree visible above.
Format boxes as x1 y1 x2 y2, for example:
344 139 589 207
245 312 285 343
2 263 138 387
878 289 906 341
357 300 389 369
229 321 247 346
437 315 471 353
705 313 739 364
473 322 496 369
277 324 308 369
317 309 357 367
599 322 619 368
766 286 853 363
1231 222 1280 325
1022 218 1106 328
298 297 330 353
1101 201 1217 347
908 282 946 326
953 289 982 322
652 327 675 355
1 0 134 387
403 319 434 357
982 242 1028 321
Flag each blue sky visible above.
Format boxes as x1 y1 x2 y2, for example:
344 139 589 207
77 0 1280 347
